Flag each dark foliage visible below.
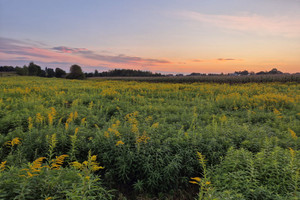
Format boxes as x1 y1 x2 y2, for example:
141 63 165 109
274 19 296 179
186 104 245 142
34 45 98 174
66 64 85 79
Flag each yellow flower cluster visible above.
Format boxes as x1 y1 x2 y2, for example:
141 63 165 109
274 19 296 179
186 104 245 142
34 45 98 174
35 113 44 124
100 88 120 97
48 107 57 126
71 152 104 172
125 111 139 134
81 117 86 126
0 161 7 172
50 155 69 170
21 157 46 177
289 129 298 140
5 137 21 147
104 120 121 138
136 131 150 144
116 140 125 146
28 117 33 130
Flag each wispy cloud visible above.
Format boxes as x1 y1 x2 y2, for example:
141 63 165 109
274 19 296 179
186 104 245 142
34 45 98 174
191 58 242 63
0 37 172 70
52 46 89 53
179 11 300 37
53 46 171 64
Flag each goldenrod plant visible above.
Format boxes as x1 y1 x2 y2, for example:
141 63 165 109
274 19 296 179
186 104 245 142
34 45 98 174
0 76 299 199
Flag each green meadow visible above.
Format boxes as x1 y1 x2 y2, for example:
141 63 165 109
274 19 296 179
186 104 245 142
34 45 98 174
0 76 299 199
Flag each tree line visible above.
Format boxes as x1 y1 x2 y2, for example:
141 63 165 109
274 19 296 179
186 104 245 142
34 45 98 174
0 62 87 79
0 62 163 79
0 62 67 78
0 62 289 80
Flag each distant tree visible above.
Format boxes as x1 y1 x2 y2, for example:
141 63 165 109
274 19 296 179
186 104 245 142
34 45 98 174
94 70 99 77
23 65 29 75
268 68 282 74
256 71 267 75
240 70 249 75
85 72 94 77
15 65 28 75
15 67 25 75
66 64 85 79
97 69 163 77
45 67 55 78
0 66 15 72
28 62 42 76
39 70 47 77
55 68 66 78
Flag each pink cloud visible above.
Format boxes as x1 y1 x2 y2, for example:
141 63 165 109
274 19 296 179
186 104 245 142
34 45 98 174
53 46 89 53
179 11 300 37
0 37 172 69
191 58 243 63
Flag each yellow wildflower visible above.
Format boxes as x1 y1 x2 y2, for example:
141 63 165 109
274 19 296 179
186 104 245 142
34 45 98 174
75 127 79 135
136 132 150 144
50 107 56 116
51 155 68 170
191 177 201 182
48 113 53 126
74 111 78 119
5 137 21 147
71 161 83 170
11 137 21 146
28 117 33 130
66 112 73 123
35 113 44 124
116 140 124 146
0 161 7 172
289 128 298 140
71 152 104 172
289 147 295 158
81 118 86 126
151 122 159 129
65 123 69 130
22 157 46 177
104 131 110 138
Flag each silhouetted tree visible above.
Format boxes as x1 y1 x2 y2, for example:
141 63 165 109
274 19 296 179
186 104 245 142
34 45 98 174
94 70 99 77
39 70 47 77
96 69 162 77
256 71 266 75
15 65 29 75
269 68 282 74
0 66 15 72
28 62 42 76
55 68 66 78
240 70 249 75
45 67 55 78
66 64 85 79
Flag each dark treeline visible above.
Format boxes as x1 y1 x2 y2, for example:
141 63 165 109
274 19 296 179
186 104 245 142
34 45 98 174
85 69 163 77
1 62 296 81
0 62 67 78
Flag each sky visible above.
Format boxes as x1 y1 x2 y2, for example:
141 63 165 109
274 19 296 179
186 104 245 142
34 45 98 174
0 0 300 74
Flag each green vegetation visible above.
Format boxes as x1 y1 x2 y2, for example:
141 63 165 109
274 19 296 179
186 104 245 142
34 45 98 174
0 77 299 199
94 74 300 84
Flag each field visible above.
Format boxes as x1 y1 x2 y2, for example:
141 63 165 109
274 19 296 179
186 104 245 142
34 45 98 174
90 74 300 84
0 76 299 199
0 72 17 77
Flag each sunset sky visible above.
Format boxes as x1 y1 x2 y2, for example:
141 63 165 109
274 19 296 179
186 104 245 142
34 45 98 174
1 0 299 74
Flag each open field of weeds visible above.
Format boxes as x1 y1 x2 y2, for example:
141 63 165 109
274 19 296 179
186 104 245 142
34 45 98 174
0 76 299 199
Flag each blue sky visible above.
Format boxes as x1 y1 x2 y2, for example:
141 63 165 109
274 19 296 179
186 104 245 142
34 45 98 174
1 0 299 73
